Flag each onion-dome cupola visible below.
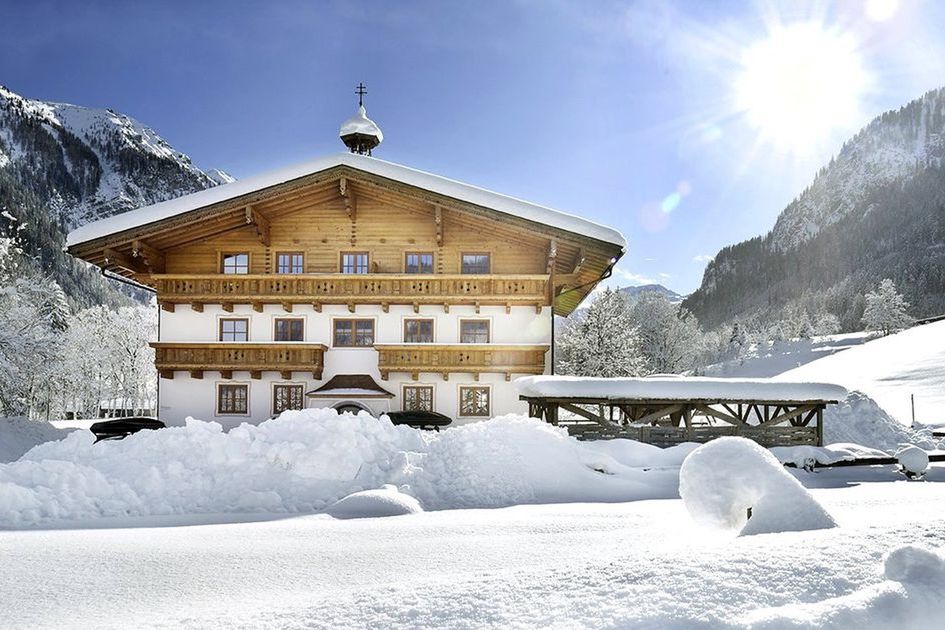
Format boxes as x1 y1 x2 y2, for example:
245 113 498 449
339 83 383 155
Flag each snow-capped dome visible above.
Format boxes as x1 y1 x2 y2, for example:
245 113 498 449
339 105 383 155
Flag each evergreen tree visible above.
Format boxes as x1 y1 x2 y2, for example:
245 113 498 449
556 288 644 377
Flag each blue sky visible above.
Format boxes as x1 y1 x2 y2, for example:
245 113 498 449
2 0 944 293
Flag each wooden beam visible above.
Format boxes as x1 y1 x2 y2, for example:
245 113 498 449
546 238 558 274
312 302 322 312
159 370 174 380
103 248 147 274
244 205 271 247
253 302 264 313
250 370 262 380
339 176 357 222
559 402 608 426
190 303 203 313
636 404 684 426
281 302 293 313
382 302 389 313
220 370 233 380
160 302 175 313
131 239 165 273
221 303 234 313
280 370 292 380
348 302 356 313
189 370 203 380
572 248 586 274
434 205 443 245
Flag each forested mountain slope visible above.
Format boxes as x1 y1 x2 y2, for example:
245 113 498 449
685 87 945 330
0 85 230 307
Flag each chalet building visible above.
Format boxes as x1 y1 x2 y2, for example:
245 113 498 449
66 97 625 426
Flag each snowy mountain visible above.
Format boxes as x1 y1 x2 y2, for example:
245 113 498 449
619 284 685 304
0 85 230 307
685 86 945 330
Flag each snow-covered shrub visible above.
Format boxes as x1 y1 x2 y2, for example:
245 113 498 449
896 445 930 479
679 437 836 536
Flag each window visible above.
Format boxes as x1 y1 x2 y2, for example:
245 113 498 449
459 386 490 417
403 319 434 343
222 253 249 274
405 252 434 274
460 320 490 343
217 384 248 415
219 318 249 342
273 384 304 415
276 252 304 274
461 253 490 274
333 319 375 347
403 385 434 412
274 318 304 341
340 252 369 274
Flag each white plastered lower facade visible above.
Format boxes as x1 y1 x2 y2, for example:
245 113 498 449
157 304 552 428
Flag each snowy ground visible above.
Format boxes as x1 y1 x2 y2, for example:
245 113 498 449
700 333 869 378
1 464 942 629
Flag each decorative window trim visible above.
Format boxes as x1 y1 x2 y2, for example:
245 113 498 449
402 384 435 413
216 382 250 416
218 317 250 342
403 318 435 343
272 382 306 416
458 318 491 344
458 384 491 418
331 317 377 348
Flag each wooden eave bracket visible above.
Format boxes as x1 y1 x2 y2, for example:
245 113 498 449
245 205 271 247
103 247 148 274
131 239 166 273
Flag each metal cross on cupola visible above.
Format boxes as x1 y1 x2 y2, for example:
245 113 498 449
339 82 384 155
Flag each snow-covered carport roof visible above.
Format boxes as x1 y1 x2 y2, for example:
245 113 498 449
66 153 626 316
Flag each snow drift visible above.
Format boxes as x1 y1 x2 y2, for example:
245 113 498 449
0 410 679 528
679 437 836 536
744 545 945 628
326 485 423 519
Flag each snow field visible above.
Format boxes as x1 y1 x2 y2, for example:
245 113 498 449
680 437 836 535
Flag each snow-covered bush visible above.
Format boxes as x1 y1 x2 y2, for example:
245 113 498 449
862 278 911 335
896 445 930 479
679 437 836 536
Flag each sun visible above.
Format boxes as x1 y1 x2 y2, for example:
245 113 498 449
735 22 869 154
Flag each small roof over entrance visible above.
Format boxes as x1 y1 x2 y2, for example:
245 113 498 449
307 374 395 399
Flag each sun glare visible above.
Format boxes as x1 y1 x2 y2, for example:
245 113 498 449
735 22 868 154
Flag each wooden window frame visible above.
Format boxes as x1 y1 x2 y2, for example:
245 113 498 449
403 318 435 343
218 317 250 342
459 385 491 417
221 252 250 275
459 319 491 344
402 384 435 412
332 318 376 348
460 252 491 275
273 317 305 342
404 251 434 274
339 251 370 274
272 383 305 415
217 383 249 416
275 251 305 274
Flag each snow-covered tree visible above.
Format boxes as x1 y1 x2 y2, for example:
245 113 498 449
556 288 644 377
862 278 911 335
630 293 703 374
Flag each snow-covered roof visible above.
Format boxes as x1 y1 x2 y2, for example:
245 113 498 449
514 375 847 402
66 153 626 249
339 105 384 141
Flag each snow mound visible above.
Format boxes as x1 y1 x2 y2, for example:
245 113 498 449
771 442 889 468
0 411 678 528
326 485 423 519
679 437 836 536
896 446 930 477
744 545 945 628
0 417 71 463
824 391 943 452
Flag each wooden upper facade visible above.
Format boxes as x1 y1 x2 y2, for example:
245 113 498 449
66 154 626 316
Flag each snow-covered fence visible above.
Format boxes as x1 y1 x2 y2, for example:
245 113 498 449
515 376 845 447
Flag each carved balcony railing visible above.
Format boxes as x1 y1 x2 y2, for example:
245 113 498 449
151 274 550 313
374 343 549 381
152 342 327 380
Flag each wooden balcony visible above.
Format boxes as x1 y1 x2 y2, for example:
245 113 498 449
374 343 548 380
152 274 550 313
152 342 327 380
